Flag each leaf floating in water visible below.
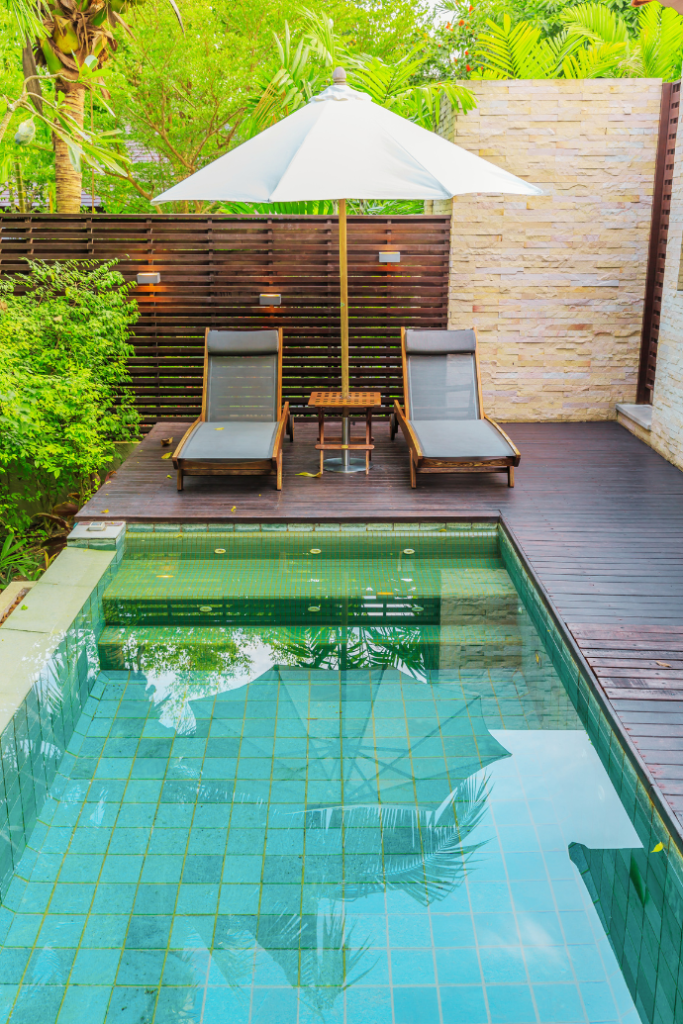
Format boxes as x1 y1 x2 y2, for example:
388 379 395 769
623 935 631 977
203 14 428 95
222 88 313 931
309 548 321 555
297 471 322 478
308 606 321 612
535 652 540 664
156 574 174 578
403 548 414 555
652 842 664 852
199 605 213 612
214 548 226 554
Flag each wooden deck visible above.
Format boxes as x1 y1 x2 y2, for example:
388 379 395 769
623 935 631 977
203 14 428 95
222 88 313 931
78 419 683 835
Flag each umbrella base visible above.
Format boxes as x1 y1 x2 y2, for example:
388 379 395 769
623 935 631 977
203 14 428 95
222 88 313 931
324 457 368 474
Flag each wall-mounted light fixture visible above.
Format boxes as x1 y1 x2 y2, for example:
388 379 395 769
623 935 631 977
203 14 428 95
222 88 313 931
259 293 282 306
136 272 161 285
378 251 400 264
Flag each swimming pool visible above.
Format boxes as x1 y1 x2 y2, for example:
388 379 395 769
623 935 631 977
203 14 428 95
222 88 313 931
0 524 681 1024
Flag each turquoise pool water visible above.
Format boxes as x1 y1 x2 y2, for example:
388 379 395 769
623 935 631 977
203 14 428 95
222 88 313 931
0 527 678 1024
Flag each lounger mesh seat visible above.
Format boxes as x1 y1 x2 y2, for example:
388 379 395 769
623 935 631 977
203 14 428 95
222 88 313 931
392 328 520 487
172 329 291 491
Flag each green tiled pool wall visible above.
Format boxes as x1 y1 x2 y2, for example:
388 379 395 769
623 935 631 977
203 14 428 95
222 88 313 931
499 526 683 1024
0 557 120 907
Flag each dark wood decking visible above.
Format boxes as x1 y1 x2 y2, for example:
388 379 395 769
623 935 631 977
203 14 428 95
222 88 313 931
78 419 683 832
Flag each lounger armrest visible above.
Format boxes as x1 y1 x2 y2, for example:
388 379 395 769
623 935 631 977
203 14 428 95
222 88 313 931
484 415 521 463
394 401 423 459
272 402 290 458
172 417 201 465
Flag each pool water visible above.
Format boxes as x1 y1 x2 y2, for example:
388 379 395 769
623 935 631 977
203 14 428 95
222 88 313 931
0 529 665 1023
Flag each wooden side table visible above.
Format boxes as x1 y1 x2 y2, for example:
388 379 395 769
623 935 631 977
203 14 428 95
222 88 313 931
308 391 382 474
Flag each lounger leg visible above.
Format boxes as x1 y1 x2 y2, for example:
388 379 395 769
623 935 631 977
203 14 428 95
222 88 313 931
320 449 324 475
177 469 184 492
276 451 283 490
508 466 515 488
288 414 294 442
410 453 417 489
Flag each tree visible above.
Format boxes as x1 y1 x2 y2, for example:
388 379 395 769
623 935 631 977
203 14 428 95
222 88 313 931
474 1 683 79
3 0 182 212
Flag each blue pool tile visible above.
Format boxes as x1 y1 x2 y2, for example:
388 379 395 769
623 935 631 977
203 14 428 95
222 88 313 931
49 883 95 915
133 884 178 915
57 985 110 1024
251 986 299 1024
580 980 620 1020
387 914 433 948
431 914 475 948
517 912 565 946
511 880 556 913
568 945 608 983
141 856 183 883
91 884 137 915
391 949 435 984
116 948 165 984
440 985 489 1024
0 985 18 1020
71 947 121 984
558 912 596 945
524 945 573 983
345 986 393 1024
469 882 513 914
436 947 482 985
393 986 440 1024
105 985 157 1023
487 983 536 1023
37 914 86 947
125 915 172 949
480 947 528 984
533 982 585 1022
80 915 129 948
8 983 64 1024
474 913 520 947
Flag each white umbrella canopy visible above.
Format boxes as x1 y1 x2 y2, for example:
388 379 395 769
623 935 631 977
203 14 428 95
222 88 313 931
154 72 542 204
154 69 541 470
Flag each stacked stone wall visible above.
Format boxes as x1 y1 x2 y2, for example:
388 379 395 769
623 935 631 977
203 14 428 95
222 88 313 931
438 79 662 421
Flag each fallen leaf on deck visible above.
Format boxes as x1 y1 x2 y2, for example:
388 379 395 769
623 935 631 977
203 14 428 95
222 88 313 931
161 453 172 460
297 471 322 478
656 661 671 668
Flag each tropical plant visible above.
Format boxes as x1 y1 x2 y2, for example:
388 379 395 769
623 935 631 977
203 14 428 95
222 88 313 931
0 258 139 532
475 1 683 80
0 530 44 588
2 0 182 212
247 10 476 140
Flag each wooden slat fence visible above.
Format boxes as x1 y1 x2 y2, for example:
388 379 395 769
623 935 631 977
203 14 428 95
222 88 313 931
638 80 681 403
0 214 450 428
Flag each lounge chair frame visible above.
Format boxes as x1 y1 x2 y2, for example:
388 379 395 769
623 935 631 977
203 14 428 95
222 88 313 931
391 327 520 488
172 327 292 491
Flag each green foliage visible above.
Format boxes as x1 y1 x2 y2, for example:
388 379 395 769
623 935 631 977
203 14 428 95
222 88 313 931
0 531 44 588
0 259 140 531
475 0 683 80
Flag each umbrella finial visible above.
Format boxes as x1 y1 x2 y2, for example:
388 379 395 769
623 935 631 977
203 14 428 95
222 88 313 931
333 67 347 84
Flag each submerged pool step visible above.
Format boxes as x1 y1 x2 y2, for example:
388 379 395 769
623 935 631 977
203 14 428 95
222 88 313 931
97 624 524 672
102 558 519 627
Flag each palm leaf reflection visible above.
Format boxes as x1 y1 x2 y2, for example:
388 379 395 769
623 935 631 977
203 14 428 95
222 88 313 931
268 625 433 678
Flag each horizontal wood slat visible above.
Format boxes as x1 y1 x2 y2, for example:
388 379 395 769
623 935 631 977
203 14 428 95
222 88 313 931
0 214 450 429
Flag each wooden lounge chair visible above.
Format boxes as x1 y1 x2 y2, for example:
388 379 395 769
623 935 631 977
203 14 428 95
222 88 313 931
390 328 520 488
173 328 292 491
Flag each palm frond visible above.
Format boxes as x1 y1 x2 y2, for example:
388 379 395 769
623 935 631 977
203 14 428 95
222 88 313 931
475 15 558 79
561 41 627 78
561 2 629 45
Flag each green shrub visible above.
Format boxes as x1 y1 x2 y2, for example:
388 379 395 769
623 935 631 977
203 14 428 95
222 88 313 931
0 259 140 532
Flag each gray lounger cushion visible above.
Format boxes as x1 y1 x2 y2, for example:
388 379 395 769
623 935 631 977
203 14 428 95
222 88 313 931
405 329 476 354
408 353 479 420
411 419 515 459
207 330 279 355
180 421 277 461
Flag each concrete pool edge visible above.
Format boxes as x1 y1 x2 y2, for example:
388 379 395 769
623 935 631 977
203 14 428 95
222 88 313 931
0 547 123 902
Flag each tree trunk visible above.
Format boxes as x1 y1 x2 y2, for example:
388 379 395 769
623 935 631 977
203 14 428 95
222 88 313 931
54 77 85 213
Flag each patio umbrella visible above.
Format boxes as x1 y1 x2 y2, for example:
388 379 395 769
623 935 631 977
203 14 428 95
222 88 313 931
154 69 541 469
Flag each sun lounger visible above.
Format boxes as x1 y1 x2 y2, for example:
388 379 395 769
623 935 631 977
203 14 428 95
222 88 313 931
390 328 520 487
173 328 292 491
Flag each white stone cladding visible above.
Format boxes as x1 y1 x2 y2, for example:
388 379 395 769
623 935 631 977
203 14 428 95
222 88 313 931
435 78 662 421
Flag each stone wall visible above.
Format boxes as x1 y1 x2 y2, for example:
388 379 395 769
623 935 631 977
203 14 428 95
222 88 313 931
650 93 683 471
436 79 662 421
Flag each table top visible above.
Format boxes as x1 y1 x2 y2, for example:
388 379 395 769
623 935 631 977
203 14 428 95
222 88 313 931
308 391 382 408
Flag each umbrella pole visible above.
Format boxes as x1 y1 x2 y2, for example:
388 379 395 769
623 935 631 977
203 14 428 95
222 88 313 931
340 198 350 470
326 197 365 473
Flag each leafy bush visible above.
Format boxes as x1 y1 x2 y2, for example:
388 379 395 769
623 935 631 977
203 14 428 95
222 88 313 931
0 258 140 532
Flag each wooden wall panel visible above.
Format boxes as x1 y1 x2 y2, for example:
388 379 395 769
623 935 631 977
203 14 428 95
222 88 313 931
0 214 450 428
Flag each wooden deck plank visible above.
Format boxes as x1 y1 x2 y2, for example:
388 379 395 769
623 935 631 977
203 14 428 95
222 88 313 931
76 419 683 838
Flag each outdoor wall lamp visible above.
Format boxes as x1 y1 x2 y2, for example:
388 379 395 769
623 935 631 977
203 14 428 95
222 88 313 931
259 293 282 306
378 251 400 264
137 272 161 285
